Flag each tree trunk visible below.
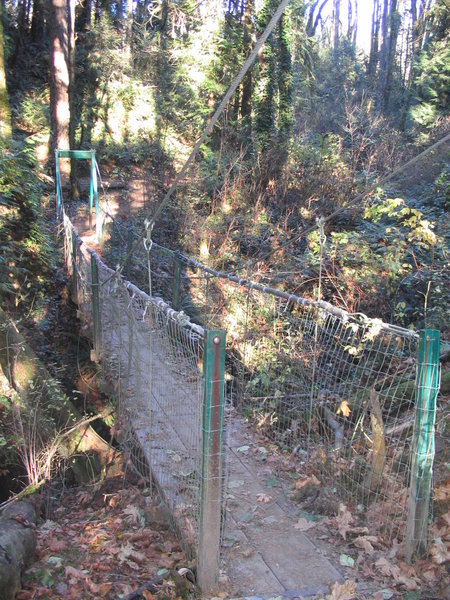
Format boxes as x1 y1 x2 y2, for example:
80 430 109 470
0 502 37 600
333 0 340 57
78 0 92 31
378 0 389 99
306 0 330 37
30 0 45 45
352 0 358 47
240 0 253 121
10 0 27 68
68 0 79 199
383 0 400 110
125 0 133 54
368 0 380 76
49 0 70 170
0 2 12 142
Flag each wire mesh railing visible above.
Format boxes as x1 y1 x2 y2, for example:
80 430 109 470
57 152 441 569
99 221 438 552
61 214 214 565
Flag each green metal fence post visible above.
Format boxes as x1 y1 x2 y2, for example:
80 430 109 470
90 255 101 362
198 329 226 593
172 253 181 310
405 329 440 562
89 151 94 229
91 151 102 243
71 234 78 304
55 150 62 219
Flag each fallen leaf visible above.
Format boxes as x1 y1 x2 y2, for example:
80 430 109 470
167 450 182 462
118 542 145 565
240 511 254 523
222 537 238 547
430 537 450 564
236 445 250 453
64 565 86 579
375 557 400 578
326 579 357 600
295 474 321 490
294 517 318 531
256 493 272 503
395 573 418 591
353 535 378 554
76 490 92 506
124 505 145 527
55 582 69 595
340 554 355 568
336 400 351 418
335 503 354 541
228 480 244 489
48 538 68 552
264 476 280 488
434 481 450 502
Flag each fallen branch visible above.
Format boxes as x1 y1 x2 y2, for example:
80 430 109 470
122 574 163 600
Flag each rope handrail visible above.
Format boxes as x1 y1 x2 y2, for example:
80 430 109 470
148 240 419 339
64 214 205 338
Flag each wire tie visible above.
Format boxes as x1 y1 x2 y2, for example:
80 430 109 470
316 216 327 246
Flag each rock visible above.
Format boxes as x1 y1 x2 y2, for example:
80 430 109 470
0 501 37 600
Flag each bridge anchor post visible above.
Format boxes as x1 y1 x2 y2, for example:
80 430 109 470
198 329 226 593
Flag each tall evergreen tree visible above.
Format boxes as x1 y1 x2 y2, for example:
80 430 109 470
0 2 12 141
49 0 70 162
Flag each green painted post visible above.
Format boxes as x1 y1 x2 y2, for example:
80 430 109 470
198 329 226 593
172 253 181 310
71 234 78 304
91 151 102 242
405 329 440 562
90 255 101 362
55 150 62 219
57 149 93 159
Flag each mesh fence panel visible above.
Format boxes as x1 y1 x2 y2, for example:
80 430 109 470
64 203 439 555
62 214 206 557
139 239 422 545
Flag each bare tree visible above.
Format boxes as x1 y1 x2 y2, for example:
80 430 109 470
368 0 381 76
333 0 341 56
305 0 330 37
31 0 46 45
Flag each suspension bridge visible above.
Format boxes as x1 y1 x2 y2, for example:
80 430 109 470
55 149 441 596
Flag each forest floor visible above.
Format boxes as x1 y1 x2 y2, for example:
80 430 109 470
14 422 450 600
